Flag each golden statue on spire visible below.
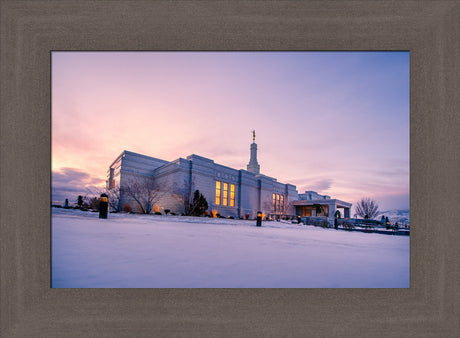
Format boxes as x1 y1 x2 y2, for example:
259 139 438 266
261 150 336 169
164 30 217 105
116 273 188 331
252 130 256 142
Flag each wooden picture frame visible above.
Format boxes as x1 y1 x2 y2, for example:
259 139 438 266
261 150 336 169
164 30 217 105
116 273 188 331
1 1 458 336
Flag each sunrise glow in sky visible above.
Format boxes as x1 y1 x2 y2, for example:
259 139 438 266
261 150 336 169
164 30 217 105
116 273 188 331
52 51 409 211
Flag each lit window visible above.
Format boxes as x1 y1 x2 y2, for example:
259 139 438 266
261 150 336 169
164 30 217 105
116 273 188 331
230 184 235 207
280 195 284 212
215 181 221 205
223 183 228 206
273 193 276 211
276 194 280 212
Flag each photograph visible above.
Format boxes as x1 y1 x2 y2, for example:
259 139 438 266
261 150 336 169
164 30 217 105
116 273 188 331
51 51 410 288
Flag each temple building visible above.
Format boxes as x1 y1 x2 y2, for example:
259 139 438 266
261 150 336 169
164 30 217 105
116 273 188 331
107 132 351 220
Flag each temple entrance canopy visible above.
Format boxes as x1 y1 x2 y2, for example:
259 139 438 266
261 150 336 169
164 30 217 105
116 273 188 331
293 191 352 220
298 204 329 217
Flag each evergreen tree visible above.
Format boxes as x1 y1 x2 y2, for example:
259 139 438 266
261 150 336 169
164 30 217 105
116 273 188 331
77 195 83 207
190 190 208 216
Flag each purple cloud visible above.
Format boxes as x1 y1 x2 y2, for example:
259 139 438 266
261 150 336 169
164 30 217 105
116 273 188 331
300 179 334 193
52 168 105 205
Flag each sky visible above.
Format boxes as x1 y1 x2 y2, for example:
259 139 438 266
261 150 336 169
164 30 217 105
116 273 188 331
52 51 410 211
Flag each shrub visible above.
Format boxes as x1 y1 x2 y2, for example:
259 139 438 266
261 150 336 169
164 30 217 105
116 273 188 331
122 203 133 213
343 221 354 230
245 213 250 220
88 197 100 210
154 212 162 215
164 209 170 215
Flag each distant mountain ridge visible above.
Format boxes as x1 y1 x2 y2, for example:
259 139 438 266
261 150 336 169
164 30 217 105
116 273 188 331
376 209 410 224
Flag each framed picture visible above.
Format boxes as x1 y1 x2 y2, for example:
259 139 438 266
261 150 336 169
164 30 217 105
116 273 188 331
51 50 410 289
1 1 458 336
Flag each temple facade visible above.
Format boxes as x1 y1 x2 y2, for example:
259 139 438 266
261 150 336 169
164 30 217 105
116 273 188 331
107 136 297 219
107 134 351 220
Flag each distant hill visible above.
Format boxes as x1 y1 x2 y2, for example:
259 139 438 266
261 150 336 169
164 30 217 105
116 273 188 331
376 209 410 224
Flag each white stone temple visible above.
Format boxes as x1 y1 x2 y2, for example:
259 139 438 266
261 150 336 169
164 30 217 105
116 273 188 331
107 132 351 220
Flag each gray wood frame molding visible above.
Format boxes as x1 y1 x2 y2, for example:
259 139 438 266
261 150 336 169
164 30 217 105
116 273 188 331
1 1 459 336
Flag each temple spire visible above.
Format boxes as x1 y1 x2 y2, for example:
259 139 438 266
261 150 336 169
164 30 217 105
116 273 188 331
247 130 260 174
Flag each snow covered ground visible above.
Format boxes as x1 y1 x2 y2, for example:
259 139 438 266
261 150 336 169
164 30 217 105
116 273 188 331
51 208 410 288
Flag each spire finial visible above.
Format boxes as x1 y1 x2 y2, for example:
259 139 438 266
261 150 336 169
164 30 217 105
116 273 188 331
252 130 256 142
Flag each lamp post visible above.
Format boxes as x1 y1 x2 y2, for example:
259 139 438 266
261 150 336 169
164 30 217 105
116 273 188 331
256 211 262 226
99 193 108 219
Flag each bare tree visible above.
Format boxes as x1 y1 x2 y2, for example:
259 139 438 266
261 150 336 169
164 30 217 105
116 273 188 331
355 197 379 219
121 177 163 214
263 196 294 219
262 197 275 216
182 189 193 216
106 184 122 211
80 189 98 210
85 186 120 211
281 199 294 217
175 178 196 216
